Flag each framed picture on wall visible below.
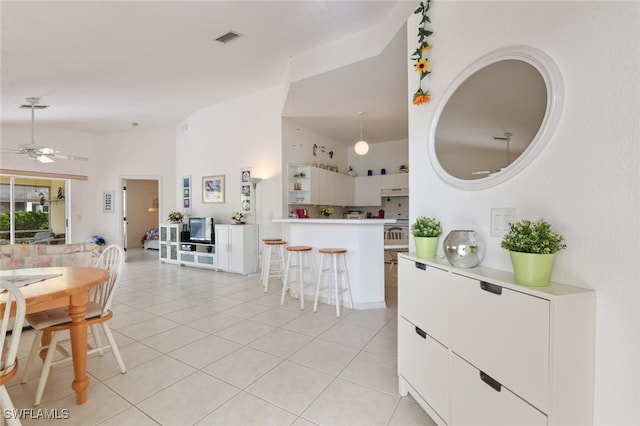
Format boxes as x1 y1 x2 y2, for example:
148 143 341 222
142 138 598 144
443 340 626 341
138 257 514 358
240 167 252 213
182 175 191 213
203 175 225 203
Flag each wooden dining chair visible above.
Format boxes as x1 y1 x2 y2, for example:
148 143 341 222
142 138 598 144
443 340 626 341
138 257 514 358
0 281 27 426
21 244 127 406
384 227 409 272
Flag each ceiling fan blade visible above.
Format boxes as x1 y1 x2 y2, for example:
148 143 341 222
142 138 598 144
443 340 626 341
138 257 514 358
36 155 55 163
52 153 89 161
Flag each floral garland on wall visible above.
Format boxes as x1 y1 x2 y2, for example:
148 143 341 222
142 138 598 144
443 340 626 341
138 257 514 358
411 0 433 106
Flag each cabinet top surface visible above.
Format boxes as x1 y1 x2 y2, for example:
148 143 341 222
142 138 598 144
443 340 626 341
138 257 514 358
274 218 397 225
399 253 595 298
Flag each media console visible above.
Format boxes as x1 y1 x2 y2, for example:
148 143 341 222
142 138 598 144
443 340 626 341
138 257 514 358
159 223 257 274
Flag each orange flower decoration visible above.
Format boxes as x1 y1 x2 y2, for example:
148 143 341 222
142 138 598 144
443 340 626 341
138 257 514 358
412 88 431 106
413 93 431 106
414 59 429 74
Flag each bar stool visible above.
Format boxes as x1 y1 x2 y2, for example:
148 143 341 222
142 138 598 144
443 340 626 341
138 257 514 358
260 238 283 281
314 248 353 317
262 239 286 292
281 246 314 309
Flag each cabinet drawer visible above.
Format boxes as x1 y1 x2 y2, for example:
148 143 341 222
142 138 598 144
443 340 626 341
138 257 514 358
451 354 547 426
398 257 449 346
398 317 449 424
450 273 549 412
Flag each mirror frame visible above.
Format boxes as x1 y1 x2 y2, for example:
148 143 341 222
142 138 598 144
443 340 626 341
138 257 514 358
428 45 564 190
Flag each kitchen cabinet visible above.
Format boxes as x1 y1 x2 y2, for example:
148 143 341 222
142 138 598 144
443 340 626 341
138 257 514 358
353 175 381 206
289 165 354 206
379 172 408 189
398 254 595 426
215 224 257 275
159 223 180 264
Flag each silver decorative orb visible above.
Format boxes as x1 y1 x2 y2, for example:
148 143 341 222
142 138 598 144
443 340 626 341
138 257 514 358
443 230 485 268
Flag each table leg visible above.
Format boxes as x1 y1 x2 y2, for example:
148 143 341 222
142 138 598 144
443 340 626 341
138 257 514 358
68 291 89 404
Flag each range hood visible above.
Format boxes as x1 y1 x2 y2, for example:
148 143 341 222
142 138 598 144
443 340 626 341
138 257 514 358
380 187 409 197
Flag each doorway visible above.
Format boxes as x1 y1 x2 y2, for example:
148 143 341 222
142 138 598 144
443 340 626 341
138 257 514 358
121 178 160 259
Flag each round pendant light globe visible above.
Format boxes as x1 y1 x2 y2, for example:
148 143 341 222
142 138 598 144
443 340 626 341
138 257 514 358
354 140 369 155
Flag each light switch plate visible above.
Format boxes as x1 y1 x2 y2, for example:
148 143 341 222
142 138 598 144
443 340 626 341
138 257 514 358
491 208 516 238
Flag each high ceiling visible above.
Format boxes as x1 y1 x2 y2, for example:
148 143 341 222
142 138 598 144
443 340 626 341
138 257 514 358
1 1 409 145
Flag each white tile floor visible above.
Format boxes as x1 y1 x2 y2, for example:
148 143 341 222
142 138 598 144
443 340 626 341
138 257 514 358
7 248 436 425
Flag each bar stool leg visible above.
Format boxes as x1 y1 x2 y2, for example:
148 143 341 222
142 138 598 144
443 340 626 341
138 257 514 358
332 253 340 317
262 244 272 290
281 251 292 306
297 252 305 310
341 253 354 310
313 255 325 313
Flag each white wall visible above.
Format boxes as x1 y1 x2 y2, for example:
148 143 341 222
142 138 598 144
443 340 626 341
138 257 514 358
176 86 284 240
1 124 177 245
408 2 640 424
347 138 408 178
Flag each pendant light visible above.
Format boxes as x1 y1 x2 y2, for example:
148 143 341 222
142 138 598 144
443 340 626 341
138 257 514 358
354 111 369 156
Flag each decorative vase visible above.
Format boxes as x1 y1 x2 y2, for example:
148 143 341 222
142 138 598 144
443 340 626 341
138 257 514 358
414 236 439 258
443 230 485 268
509 251 556 286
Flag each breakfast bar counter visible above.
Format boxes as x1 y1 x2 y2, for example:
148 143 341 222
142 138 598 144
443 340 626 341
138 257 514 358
273 218 397 309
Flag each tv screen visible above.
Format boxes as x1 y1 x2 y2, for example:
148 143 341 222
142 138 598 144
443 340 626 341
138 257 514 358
189 217 214 244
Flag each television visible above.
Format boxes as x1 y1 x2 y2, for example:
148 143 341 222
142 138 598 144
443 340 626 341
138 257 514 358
189 217 215 244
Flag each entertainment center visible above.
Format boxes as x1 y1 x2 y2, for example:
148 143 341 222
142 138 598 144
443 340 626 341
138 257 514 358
159 219 257 275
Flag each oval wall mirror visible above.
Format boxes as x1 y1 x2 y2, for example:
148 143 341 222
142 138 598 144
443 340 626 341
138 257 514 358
428 46 564 190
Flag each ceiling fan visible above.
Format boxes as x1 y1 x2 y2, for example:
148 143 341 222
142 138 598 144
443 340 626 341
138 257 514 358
3 97 89 163
471 132 513 176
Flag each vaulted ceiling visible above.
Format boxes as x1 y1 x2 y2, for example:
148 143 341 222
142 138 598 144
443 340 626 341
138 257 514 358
1 1 409 145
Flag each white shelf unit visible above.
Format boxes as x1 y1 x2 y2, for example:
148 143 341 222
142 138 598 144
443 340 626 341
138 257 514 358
159 223 180 264
178 243 216 269
398 254 595 426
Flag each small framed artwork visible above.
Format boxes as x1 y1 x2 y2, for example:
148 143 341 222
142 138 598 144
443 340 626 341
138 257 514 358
182 175 191 213
103 190 114 214
203 175 225 203
240 167 252 213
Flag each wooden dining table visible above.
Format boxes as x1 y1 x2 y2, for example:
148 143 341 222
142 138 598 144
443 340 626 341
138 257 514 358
0 266 108 405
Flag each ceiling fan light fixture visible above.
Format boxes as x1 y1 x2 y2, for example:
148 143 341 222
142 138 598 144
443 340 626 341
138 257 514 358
354 111 369 156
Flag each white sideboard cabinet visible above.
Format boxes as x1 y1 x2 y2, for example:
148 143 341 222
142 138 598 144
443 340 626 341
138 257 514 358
398 254 595 426
215 224 257 275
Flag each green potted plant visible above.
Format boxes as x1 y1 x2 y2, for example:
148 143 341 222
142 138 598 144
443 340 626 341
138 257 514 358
410 216 442 258
501 218 566 286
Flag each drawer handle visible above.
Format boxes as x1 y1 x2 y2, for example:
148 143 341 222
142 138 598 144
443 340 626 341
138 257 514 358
480 371 502 392
415 262 427 270
480 281 502 295
415 326 427 339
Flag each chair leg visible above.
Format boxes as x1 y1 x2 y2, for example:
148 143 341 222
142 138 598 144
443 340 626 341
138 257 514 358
34 331 62 406
90 324 105 356
0 385 21 426
101 323 126 373
21 330 44 384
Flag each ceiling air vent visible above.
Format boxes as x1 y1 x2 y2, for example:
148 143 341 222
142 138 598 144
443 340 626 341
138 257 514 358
215 31 241 44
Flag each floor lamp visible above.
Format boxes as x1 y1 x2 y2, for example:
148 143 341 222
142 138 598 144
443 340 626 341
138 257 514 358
249 177 263 274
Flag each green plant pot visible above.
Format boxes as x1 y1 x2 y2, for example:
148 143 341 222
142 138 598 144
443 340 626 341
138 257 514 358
509 251 556 286
415 236 439 258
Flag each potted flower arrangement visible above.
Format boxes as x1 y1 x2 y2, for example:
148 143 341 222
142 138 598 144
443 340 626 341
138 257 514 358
320 207 334 217
231 211 246 224
167 211 184 223
410 216 442 258
501 218 566 286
